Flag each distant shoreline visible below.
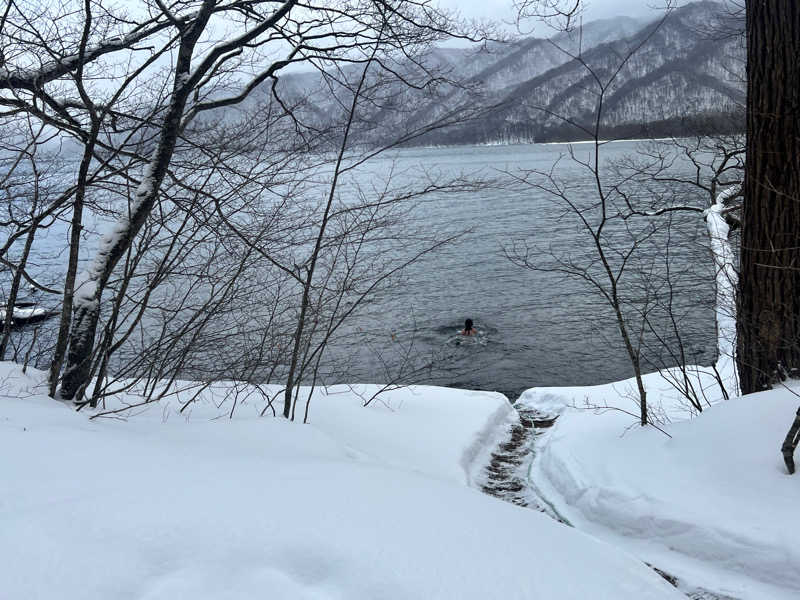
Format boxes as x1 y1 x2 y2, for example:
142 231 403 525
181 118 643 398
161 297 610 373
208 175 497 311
407 136 693 152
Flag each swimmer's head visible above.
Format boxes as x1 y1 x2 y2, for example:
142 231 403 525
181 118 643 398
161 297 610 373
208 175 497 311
465 318 473 330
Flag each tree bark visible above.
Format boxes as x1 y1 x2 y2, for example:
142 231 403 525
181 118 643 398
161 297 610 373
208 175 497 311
60 5 216 400
737 1 800 393
49 122 97 396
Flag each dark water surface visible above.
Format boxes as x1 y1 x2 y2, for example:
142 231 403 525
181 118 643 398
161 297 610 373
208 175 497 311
3 141 716 399
327 142 717 399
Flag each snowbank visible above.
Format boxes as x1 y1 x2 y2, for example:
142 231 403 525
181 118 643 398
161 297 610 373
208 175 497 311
0 363 682 600
298 384 514 485
520 377 800 600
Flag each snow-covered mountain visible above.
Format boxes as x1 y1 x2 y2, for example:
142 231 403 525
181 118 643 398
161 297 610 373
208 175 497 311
238 1 744 146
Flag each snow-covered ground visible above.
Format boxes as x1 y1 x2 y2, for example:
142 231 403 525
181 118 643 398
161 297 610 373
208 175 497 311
519 368 800 600
0 363 684 600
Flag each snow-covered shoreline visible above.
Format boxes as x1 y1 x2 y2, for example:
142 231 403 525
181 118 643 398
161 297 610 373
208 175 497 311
518 369 800 600
3 344 796 600
1 363 683 600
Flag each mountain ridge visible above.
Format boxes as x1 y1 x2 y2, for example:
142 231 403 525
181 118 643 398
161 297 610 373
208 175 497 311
232 1 744 147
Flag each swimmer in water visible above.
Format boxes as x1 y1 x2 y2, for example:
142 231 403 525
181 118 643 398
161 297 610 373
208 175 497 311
461 318 477 336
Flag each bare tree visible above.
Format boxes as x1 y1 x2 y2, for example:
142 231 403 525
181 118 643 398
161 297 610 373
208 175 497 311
78 103 483 420
0 121 53 358
613 132 744 410
505 4 677 427
505 0 750 427
0 0 487 407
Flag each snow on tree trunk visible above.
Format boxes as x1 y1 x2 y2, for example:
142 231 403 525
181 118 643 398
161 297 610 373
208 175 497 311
59 8 216 400
704 185 739 394
60 161 167 400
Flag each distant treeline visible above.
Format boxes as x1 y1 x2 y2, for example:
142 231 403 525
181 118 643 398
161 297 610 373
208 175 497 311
403 110 744 147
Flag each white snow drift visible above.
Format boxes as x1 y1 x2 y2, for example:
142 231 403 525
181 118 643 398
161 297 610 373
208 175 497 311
521 372 800 600
0 363 682 600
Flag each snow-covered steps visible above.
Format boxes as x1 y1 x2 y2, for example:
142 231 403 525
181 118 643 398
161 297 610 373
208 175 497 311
648 565 742 600
514 381 800 600
474 403 563 517
475 399 744 600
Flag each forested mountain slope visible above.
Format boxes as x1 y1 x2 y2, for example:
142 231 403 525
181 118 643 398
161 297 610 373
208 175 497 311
233 1 743 146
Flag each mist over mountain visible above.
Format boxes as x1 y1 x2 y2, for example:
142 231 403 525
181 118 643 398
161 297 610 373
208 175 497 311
232 1 744 147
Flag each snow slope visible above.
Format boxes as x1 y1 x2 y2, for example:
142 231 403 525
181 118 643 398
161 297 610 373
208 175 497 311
0 363 683 600
520 376 800 600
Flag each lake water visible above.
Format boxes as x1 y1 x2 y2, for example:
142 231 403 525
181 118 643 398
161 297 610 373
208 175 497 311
320 141 717 398
3 141 717 399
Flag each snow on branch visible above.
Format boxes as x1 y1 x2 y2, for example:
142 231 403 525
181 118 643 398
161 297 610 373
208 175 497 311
0 19 174 92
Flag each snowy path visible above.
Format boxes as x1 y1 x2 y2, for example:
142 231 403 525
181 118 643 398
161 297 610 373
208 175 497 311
472 402 740 600
474 404 562 516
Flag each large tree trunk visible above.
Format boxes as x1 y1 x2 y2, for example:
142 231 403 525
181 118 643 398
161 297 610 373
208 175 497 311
59 107 188 400
59 7 215 400
737 1 800 394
